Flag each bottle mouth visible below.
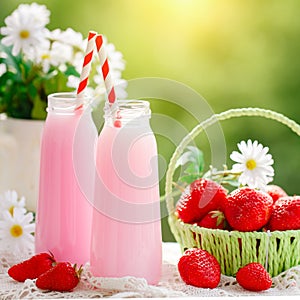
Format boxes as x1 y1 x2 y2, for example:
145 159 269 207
104 100 151 120
47 92 92 113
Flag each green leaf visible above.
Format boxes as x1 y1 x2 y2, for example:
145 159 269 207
176 146 205 184
176 146 204 171
178 174 200 185
5 85 33 119
43 70 72 95
64 64 79 77
0 43 24 80
184 162 200 175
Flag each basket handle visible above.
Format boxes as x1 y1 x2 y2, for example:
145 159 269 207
165 107 300 214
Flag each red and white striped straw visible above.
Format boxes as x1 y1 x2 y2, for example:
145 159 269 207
95 34 116 105
76 31 97 97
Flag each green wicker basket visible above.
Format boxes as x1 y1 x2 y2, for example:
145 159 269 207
165 107 300 277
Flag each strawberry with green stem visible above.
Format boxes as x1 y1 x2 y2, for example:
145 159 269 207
176 178 227 223
36 262 82 292
196 210 227 229
8 252 56 282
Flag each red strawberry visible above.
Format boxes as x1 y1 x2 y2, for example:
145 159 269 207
268 196 300 231
266 185 288 204
196 210 226 229
236 262 272 291
36 262 81 292
176 178 227 223
178 248 221 288
8 252 56 282
224 187 273 231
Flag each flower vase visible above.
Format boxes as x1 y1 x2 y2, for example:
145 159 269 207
0 114 44 212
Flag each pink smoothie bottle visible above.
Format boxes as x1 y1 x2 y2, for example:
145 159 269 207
35 92 98 265
90 100 162 284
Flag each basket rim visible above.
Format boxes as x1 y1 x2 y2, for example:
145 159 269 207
165 107 300 214
170 213 300 238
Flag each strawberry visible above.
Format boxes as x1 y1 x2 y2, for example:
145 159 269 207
224 187 273 231
178 248 221 288
266 184 288 204
236 262 272 291
8 252 56 282
268 196 300 231
196 210 226 229
176 178 227 223
36 262 81 292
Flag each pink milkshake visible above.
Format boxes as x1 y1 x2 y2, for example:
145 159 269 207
35 92 98 265
90 100 162 284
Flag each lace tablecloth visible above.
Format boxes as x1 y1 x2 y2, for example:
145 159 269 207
0 242 300 298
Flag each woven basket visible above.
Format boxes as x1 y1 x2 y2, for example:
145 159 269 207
165 107 300 277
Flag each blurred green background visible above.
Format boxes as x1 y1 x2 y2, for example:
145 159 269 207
1 0 300 241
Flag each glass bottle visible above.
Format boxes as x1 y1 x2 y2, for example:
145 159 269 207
35 92 98 265
90 100 162 284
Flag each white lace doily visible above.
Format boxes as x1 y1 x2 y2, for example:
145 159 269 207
0 242 300 298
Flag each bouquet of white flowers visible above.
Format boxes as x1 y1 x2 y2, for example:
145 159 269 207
0 2 127 119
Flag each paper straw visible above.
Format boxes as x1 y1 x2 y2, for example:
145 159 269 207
76 31 97 97
95 34 116 105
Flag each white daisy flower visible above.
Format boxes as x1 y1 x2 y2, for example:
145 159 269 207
49 28 84 50
71 51 85 74
0 190 26 216
0 3 49 56
0 207 35 252
94 36 125 71
0 63 7 76
16 3 50 27
26 40 73 73
105 43 126 71
67 74 80 89
13 3 50 27
230 139 274 190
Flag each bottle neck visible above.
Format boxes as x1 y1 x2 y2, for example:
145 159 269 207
104 100 151 128
47 92 91 115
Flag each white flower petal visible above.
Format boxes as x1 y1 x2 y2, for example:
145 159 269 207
231 163 245 173
230 151 245 163
230 139 274 190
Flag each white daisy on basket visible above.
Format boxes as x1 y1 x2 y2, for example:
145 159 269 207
0 3 49 56
230 139 274 190
0 190 26 216
0 207 35 252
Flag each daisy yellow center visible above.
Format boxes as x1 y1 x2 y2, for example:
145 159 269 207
41 53 50 60
19 30 30 39
10 224 23 238
246 159 257 170
9 206 14 215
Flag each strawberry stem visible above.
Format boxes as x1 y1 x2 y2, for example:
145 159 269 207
172 181 186 192
77 265 83 278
